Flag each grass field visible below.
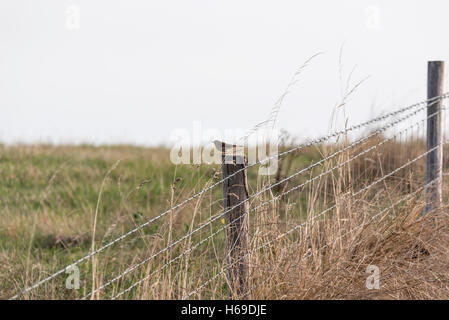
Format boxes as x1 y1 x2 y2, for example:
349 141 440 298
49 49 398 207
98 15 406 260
2 139 449 300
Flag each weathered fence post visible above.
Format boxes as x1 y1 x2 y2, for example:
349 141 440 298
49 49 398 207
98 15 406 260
424 61 445 214
219 142 248 299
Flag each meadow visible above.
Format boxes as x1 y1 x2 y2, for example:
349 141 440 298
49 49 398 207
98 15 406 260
2 136 449 300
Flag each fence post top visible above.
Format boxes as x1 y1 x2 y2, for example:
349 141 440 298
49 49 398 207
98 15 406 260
428 61 445 66
223 154 246 165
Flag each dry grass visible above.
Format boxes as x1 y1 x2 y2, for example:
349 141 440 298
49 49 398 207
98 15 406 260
244 185 449 300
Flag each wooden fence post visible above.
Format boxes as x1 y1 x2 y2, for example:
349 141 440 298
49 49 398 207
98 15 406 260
220 143 249 299
424 61 445 214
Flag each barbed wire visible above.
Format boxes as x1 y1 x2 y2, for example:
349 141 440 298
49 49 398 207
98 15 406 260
238 179 436 299
10 94 447 300
242 169 448 299
85 106 438 299
184 148 439 300
115 134 439 299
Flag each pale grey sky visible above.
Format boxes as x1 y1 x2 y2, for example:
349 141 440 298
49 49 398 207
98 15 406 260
1 0 448 146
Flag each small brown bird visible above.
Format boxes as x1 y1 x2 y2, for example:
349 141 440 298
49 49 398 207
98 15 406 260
212 140 245 165
212 140 243 153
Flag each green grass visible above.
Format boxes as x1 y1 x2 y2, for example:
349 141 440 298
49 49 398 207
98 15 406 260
0 143 324 299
